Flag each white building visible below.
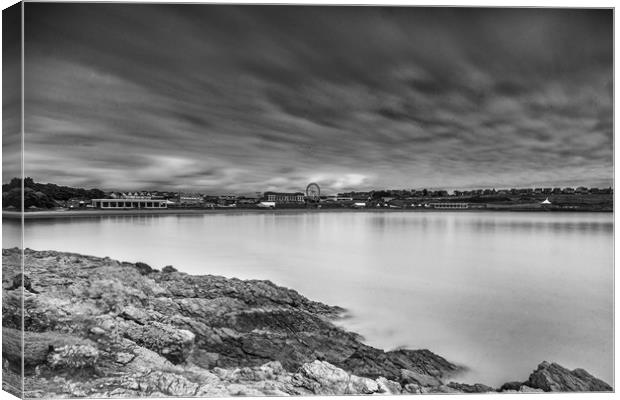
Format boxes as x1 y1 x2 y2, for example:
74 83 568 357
91 199 167 209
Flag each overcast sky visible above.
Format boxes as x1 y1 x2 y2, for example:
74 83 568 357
15 5 613 194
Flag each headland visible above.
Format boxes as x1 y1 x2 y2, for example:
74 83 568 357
2 248 612 397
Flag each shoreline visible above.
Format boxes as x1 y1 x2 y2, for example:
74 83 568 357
2 248 613 396
3 206 613 220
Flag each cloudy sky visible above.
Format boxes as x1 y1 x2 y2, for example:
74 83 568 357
15 4 613 193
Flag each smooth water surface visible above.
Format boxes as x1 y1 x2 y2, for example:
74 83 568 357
4 211 613 386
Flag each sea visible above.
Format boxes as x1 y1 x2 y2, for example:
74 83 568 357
2 210 613 387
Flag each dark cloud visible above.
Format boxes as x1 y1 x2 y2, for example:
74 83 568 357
18 4 613 193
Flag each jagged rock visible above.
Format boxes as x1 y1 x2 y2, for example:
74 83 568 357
291 360 384 395
293 361 352 394
401 368 443 387
122 321 195 364
519 385 544 392
403 383 423 393
525 361 612 392
2 249 612 397
119 305 150 325
47 344 99 369
499 380 523 391
376 377 402 394
447 381 495 393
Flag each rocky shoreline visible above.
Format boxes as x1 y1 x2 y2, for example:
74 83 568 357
2 248 613 397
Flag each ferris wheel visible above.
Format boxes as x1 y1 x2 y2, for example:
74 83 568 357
306 182 321 202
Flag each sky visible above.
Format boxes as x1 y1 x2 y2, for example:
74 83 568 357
10 4 613 194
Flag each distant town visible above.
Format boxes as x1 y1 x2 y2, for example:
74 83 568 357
2 178 613 212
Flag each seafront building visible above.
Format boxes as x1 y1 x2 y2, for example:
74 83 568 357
264 191 305 203
91 198 167 209
428 203 469 209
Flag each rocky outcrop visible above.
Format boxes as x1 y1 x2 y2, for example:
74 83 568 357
496 362 613 393
1 248 612 397
524 361 612 392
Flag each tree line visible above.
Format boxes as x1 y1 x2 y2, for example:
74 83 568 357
2 177 105 210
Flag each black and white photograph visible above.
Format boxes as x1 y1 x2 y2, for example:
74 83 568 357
1 2 614 398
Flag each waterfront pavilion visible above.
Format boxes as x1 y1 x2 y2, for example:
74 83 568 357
91 199 167 209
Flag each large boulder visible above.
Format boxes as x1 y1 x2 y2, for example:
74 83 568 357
292 360 381 395
525 361 612 392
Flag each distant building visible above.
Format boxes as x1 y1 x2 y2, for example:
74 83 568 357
429 203 469 209
541 198 552 205
178 193 204 205
91 199 167 209
264 192 305 203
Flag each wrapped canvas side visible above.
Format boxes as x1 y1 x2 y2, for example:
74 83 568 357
2 1 24 398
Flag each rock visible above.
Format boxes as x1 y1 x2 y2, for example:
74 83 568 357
4 249 613 396
122 321 195 364
447 382 495 393
525 361 612 392
401 368 443 387
9 273 38 293
119 305 150 325
519 385 544 392
347 375 380 394
114 352 135 365
293 360 352 394
403 383 423 393
47 344 99 370
89 327 106 336
499 380 524 391
376 377 402 394
121 370 199 396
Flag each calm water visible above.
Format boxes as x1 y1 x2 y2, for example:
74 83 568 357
3 211 613 387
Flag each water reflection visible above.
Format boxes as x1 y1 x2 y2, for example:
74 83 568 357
3 211 613 387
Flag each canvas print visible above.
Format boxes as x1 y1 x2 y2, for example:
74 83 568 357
1 3 614 398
